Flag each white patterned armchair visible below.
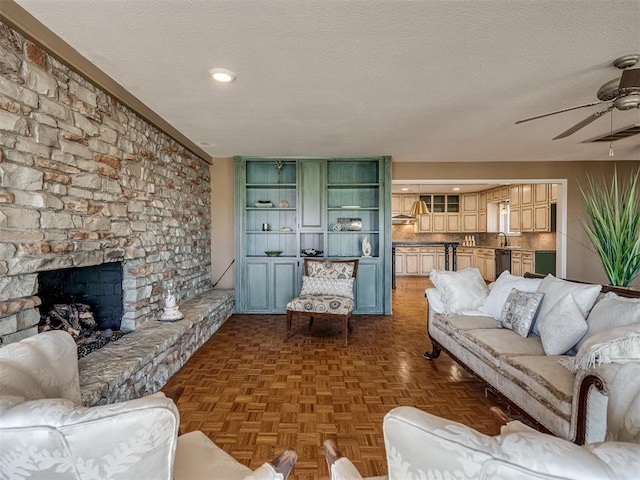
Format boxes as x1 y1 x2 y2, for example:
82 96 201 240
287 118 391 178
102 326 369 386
325 362 640 480
0 331 295 480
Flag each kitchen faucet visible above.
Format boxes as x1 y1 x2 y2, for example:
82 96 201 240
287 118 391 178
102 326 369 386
495 232 508 247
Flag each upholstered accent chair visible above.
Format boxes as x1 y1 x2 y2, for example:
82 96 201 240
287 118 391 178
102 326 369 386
324 361 640 480
0 330 296 480
286 258 359 346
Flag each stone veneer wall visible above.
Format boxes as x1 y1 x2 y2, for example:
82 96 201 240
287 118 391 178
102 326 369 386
0 22 212 345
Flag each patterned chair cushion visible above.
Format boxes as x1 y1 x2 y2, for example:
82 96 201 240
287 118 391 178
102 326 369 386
300 276 355 300
287 295 355 315
306 261 356 279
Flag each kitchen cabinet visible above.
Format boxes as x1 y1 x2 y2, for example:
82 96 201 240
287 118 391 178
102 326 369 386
475 248 496 282
521 184 533 205
533 204 550 231
461 193 478 232
522 251 534 275
512 250 534 276
520 205 534 231
478 211 487 233
417 213 432 232
447 213 460 232
550 183 558 202
432 213 447 232
511 250 522 276
509 185 520 207
235 156 391 314
509 207 521 232
534 184 549 204
463 193 478 212
456 247 474 270
394 250 405 275
401 194 419 215
479 191 487 212
404 249 420 275
462 212 477 232
421 247 437 274
391 194 401 215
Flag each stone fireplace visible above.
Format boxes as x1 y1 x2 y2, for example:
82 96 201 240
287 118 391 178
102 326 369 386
0 23 213 346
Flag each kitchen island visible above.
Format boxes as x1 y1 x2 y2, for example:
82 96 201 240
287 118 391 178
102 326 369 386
392 242 459 288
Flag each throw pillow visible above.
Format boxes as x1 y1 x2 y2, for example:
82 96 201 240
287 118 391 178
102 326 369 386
537 293 588 355
482 271 542 320
306 261 355 279
500 289 545 337
531 275 601 336
429 268 488 315
565 323 640 372
577 292 640 350
300 276 354 299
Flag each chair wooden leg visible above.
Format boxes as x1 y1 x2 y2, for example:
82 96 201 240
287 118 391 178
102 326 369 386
343 316 348 346
286 310 293 340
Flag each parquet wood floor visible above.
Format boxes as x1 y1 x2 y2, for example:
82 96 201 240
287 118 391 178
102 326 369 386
163 277 502 479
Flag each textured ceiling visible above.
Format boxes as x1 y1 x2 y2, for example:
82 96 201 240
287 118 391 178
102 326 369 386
12 0 640 162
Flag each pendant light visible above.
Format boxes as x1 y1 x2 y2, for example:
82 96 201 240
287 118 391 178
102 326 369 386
409 200 429 216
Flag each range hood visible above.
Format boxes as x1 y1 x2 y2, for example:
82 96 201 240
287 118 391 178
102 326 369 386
392 214 417 224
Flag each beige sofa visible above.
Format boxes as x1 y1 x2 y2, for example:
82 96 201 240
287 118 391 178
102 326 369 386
424 269 640 444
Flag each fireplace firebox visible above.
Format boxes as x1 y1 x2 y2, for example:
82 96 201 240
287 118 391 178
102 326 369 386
38 262 124 331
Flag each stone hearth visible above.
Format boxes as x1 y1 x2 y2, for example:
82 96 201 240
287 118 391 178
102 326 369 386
80 289 234 406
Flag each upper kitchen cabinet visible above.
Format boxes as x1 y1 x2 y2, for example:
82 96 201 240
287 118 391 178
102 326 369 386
417 194 460 233
461 193 478 232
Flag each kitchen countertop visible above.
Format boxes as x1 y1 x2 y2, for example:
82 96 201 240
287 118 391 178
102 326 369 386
392 241 460 247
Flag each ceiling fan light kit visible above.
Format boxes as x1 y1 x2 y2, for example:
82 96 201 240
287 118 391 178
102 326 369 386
516 54 640 142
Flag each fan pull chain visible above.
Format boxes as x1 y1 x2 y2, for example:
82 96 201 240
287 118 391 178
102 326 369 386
609 110 615 157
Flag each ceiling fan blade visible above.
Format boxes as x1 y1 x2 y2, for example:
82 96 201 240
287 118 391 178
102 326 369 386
552 108 612 140
515 100 605 124
619 68 640 90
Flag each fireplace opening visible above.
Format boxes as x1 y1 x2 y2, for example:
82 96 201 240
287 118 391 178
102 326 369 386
38 262 127 357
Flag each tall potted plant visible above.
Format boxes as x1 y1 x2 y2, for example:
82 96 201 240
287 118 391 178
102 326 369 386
579 167 640 287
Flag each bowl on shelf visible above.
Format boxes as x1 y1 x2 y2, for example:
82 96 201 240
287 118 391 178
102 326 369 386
301 248 323 257
265 251 283 257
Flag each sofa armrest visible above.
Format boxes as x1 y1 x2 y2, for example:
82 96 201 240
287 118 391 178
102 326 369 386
0 393 179 480
572 363 622 444
382 406 505 479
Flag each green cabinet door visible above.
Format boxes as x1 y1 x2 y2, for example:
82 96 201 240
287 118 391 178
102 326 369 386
243 258 298 312
273 260 298 311
243 260 270 311
299 160 325 230
354 259 381 313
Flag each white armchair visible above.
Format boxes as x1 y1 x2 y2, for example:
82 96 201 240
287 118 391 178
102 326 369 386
325 362 640 480
0 331 296 480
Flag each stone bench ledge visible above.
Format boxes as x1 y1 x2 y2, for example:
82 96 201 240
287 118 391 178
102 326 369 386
80 288 234 406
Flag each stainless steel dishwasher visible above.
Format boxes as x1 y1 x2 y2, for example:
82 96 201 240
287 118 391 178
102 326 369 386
495 249 512 278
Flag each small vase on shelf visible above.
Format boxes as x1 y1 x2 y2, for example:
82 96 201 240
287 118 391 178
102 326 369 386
362 235 372 257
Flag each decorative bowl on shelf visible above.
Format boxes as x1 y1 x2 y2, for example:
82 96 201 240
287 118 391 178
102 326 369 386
301 248 323 257
255 200 273 208
265 251 283 257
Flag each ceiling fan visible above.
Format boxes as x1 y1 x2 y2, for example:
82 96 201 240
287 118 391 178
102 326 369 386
516 54 640 140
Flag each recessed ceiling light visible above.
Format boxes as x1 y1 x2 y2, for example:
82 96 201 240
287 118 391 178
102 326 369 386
452 187 460 191
209 68 236 83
